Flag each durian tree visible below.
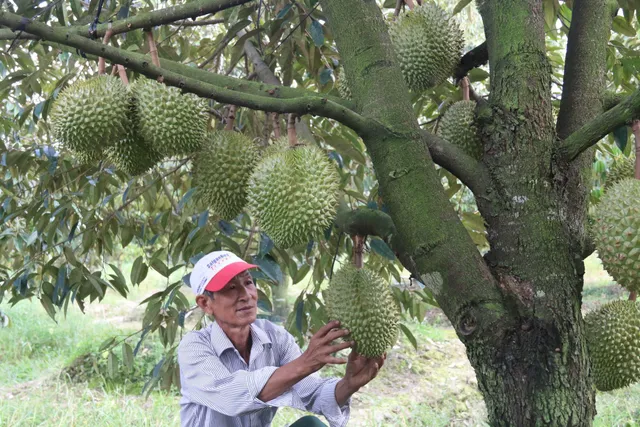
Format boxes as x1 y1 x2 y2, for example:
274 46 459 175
2 0 640 425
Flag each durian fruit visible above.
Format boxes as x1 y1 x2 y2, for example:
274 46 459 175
437 100 483 160
260 136 290 159
247 143 341 248
324 264 400 358
335 67 352 100
606 153 636 189
591 178 640 293
50 75 130 156
192 130 260 220
388 2 464 92
104 97 163 176
131 79 208 158
584 300 640 391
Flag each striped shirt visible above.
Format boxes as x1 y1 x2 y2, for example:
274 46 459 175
177 319 351 427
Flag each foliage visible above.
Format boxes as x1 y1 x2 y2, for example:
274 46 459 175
1 0 640 411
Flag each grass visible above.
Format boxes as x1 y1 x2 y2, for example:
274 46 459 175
1 252 639 426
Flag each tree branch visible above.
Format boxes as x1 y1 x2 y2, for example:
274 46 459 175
558 90 640 161
422 131 490 198
0 11 355 111
0 10 368 133
170 18 225 27
556 0 615 138
453 42 488 82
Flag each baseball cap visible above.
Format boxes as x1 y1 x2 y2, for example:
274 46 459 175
190 250 258 295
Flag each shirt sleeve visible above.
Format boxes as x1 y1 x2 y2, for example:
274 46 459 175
260 328 351 427
177 333 279 417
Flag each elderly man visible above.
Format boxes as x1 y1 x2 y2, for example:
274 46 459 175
178 250 385 427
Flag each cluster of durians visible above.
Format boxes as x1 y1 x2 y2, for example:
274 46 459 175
336 2 483 161
49 75 209 176
191 133 342 249
584 153 640 392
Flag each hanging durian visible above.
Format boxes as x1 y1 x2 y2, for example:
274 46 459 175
388 2 464 92
131 78 208 158
437 100 483 160
592 178 640 293
247 142 341 248
192 131 261 220
50 75 130 157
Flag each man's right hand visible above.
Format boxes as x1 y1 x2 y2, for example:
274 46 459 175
299 320 354 374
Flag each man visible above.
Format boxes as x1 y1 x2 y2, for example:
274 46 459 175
178 250 385 427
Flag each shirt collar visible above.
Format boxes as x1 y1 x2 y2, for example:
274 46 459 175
209 320 272 357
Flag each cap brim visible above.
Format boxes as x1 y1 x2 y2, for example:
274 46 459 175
203 261 259 293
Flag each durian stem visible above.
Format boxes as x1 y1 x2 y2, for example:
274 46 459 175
273 113 281 138
145 29 161 68
353 235 365 268
98 26 114 75
630 292 637 301
117 65 129 84
394 0 403 17
460 77 470 101
225 105 237 131
288 114 298 146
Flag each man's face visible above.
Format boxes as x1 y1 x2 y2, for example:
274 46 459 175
200 270 258 327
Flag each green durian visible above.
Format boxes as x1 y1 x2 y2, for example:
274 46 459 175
50 75 130 156
437 100 483 160
606 153 636 189
192 130 260 220
105 95 163 176
388 2 464 92
324 264 400 358
585 300 640 391
131 78 208 158
592 178 640 293
247 142 341 248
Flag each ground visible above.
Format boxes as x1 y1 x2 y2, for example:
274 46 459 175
1 254 639 426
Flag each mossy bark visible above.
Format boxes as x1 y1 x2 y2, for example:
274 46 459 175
324 0 597 425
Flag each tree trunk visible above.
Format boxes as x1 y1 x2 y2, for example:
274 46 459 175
322 0 597 425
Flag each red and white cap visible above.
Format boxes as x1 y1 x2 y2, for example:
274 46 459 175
190 250 258 295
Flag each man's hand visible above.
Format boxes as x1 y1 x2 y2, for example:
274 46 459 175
334 350 386 406
299 320 354 374
344 350 385 390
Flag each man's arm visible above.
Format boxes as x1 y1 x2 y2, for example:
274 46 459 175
257 320 352 402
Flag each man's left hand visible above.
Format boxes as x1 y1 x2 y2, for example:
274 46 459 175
343 349 386 391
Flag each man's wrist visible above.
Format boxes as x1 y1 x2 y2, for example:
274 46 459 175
335 378 359 407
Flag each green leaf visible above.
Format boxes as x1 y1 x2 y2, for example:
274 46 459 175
150 258 169 277
40 294 57 321
63 246 80 267
98 337 116 352
131 256 147 285
292 263 310 284
613 16 637 37
310 20 324 47
122 342 134 372
369 238 396 260
399 323 418 351
322 136 367 165
613 125 628 152
452 0 473 15
107 351 117 379
467 68 490 83
70 0 83 20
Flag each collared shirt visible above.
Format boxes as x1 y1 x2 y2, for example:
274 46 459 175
177 318 351 427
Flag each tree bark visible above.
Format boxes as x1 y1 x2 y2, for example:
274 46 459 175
473 0 596 424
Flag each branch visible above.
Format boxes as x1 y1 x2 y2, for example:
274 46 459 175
170 18 225 27
422 131 490 198
0 11 355 111
0 10 368 133
558 90 640 161
556 0 615 138
453 42 488 82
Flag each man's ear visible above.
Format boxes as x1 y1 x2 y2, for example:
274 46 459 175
196 294 215 315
